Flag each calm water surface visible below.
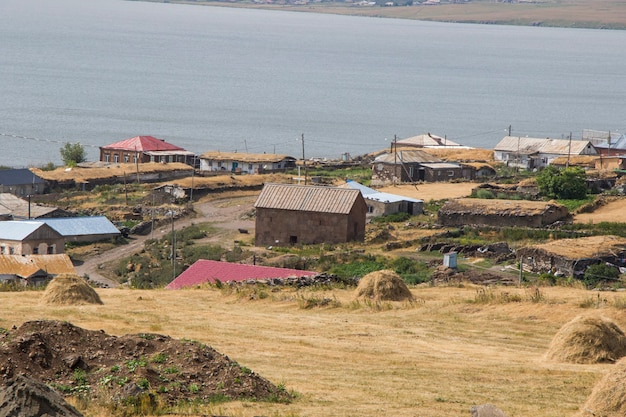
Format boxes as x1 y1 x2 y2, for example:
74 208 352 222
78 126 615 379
1 0 625 166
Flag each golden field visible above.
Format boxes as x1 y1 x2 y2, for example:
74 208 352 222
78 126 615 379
1 284 622 417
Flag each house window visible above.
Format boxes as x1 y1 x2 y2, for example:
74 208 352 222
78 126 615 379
9 247 14 255
32 246 39 254
47 245 54 254
367 205 374 213
124 154 130 163
114 154 119 163
133 154 138 163
290 235 298 244
248 164 253 171
217 161 222 169
0 246 4 254
105 154 110 162
409 167 414 177
448 171 454 177
208 161 213 168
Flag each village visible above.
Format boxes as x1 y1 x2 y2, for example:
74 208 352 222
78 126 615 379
3 131 626 417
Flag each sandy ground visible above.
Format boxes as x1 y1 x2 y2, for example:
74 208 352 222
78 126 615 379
377 182 478 201
574 198 626 224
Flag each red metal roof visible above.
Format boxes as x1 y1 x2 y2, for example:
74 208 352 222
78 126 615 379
102 136 185 152
166 260 317 289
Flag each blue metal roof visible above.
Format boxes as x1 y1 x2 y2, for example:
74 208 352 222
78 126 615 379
0 221 53 240
41 216 120 237
345 180 423 203
0 169 45 186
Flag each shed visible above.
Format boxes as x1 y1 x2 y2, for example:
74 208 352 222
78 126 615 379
0 254 75 286
166 260 317 289
254 183 367 246
342 180 423 217
438 198 570 228
0 169 46 196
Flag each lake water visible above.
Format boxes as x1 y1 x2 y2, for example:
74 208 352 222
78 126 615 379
1 0 626 166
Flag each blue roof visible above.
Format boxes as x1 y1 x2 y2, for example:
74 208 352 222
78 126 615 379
0 169 45 186
41 216 120 237
345 180 423 203
0 221 57 240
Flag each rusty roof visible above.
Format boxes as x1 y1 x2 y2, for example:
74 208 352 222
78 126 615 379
495 136 597 156
254 183 362 214
199 151 295 163
0 254 75 278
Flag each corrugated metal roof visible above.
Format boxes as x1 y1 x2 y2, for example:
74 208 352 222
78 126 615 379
166 260 317 289
0 169 45 186
396 133 461 147
0 193 59 219
0 221 55 241
102 136 185 152
374 150 442 164
419 162 462 169
343 180 422 203
199 151 295 163
254 184 362 214
41 216 120 237
494 136 597 156
0 254 75 278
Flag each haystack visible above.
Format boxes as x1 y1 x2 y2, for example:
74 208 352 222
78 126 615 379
545 314 626 364
355 270 413 302
576 356 626 417
41 274 103 305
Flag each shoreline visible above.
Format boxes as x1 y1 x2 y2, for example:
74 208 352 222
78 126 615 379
135 0 626 30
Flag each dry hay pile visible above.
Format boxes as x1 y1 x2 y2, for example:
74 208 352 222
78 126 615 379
40 274 103 305
355 270 413 302
576 356 626 417
545 314 626 364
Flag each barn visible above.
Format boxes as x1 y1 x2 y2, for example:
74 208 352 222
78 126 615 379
254 183 367 246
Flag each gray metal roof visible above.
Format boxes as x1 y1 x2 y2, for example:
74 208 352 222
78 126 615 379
41 216 120 237
419 162 462 169
254 183 362 214
0 193 59 219
494 136 597 156
374 150 442 164
0 169 45 187
343 180 422 204
0 221 52 240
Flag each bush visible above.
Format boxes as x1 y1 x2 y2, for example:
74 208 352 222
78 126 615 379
536 166 587 199
583 263 621 288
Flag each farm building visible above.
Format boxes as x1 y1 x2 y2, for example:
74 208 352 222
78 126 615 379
494 136 598 170
0 254 75 286
254 183 367 246
166 260 317 289
0 169 46 196
438 198 569 228
99 136 195 166
370 150 471 185
0 221 64 255
517 235 626 279
41 216 121 243
199 151 296 174
0 193 65 220
342 180 423 218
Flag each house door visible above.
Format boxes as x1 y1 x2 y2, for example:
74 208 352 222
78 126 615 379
290 235 298 244
418 168 425 181
232 162 238 172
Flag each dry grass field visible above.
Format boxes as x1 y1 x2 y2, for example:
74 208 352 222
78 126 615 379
1 284 622 417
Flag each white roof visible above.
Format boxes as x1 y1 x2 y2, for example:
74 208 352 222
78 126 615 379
344 180 422 204
0 221 51 241
41 216 120 237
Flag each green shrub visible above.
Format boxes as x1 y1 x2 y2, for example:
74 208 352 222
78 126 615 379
583 263 620 288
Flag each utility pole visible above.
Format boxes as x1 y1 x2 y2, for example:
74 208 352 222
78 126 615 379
508 125 512 136
171 211 176 280
189 155 195 205
301 133 308 185
393 134 398 184
566 132 572 168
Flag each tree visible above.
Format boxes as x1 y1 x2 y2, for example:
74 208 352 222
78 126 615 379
536 165 587 199
60 142 86 166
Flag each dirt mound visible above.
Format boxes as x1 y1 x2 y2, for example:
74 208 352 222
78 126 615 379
0 373 84 417
546 314 626 364
355 270 413 302
40 275 103 306
576 356 626 417
0 321 290 408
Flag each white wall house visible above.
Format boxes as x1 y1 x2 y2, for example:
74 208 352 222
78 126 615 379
199 151 296 174
494 136 598 170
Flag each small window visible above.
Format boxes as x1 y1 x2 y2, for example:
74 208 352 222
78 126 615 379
290 235 298 244
9 247 14 255
114 154 119 163
32 247 39 254
448 170 454 177
47 245 54 254
248 164 253 170
0 246 5 254
124 154 130 163
367 205 374 213
105 154 110 162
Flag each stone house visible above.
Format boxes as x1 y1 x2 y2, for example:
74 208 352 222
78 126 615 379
254 183 367 246
438 198 569 228
494 136 598 170
371 150 470 185
0 221 64 255
199 151 296 174
0 169 46 197
99 136 195 166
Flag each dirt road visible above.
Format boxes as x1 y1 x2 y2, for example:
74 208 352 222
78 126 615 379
75 193 257 288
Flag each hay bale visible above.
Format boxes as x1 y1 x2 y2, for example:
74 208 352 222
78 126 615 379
355 270 413 302
41 274 103 306
576 356 626 417
546 314 626 364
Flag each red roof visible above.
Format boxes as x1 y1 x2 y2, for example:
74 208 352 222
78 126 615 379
102 136 185 152
166 260 317 290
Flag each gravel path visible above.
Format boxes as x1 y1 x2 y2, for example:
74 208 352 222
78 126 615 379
75 195 256 288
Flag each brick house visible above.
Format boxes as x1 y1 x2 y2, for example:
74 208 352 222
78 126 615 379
254 184 367 246
99 136 195 166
